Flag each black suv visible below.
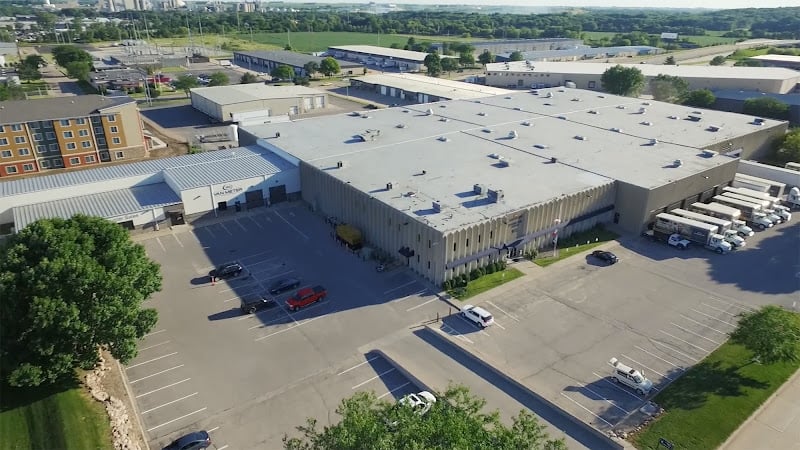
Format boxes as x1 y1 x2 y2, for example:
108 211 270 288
591 250 619 264
209 261 243 280
268 277 301 295
240 292 275 314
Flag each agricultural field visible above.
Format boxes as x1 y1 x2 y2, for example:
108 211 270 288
581 30 739 46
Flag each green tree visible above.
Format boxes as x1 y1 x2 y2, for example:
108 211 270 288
742 97 790 121
730 306 800 365
271 64 296 81
459 51 475 67
319 57 340 77
0 80 26 101
64 61 91 81
600 65 645 96
208 71 229 87
649 74 689 103
51 45 92 68
735 59 763 67
240 72 259 84
424 52 442 77
0 215 161 387
682 89 716 108
478 49 495 65
710 55 727 66
664 55 676 65
303 61 319 77
772 128 800 164
440 56 460 74
508 51 524 62
17 55 43 83
283 385 566 450
174 74 199 97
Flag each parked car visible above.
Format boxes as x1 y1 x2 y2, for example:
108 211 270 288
209 261 243 281
268 277 301 295
399 391 436 415
286 286 327 311
609 357 653 395
163 430 211 450
461 305 494 328
240 292 275 314
591 250 619 264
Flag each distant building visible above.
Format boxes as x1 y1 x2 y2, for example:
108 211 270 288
0 96 147 178
495 46 662 62
328 45 452 73
713 90 800 125
190 84 329 124
431 38 584 57
748 54 800 71
233 50 362 77
350 73 513 103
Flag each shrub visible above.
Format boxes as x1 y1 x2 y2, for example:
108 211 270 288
496 260 507 271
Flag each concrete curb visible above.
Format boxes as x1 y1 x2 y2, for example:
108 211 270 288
371 349 435 395
116 358 151 450
422 325 630 450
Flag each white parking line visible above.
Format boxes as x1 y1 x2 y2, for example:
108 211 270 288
254 314 329 341
220 223 234 236
395 289 428 302
135 378 191 398
634 346 685 370
377 382 412 400
247 314 293 330
384 280 417 295
486 301 520 322
671 322 721 345
144 329 166 338
659 330 708 352
259 270 295 283
235 218 248 232
239 250 277 262
245 258 281 269
204 227 216 239
440 324 474 344
217 446 229 450
352 368 396 390
455 314 491 337
129 365 184 384
593 375 650 401
691 309 737 327
141 392 198 414
559 393 614 428
700 302 739 317
274 210 309 240
707 296 755 312
223 296 240 303
126 352 178 370
338 356 381 376
492 321 506 330
619 355 673 381
138 341 170 352
208 427 219 433
146 407 207 432
172 234 184 248
156 237 167 252
680 315 727 335
576 381 630 414
218 280 261 294
248 216 265 229
406 297 438 312
652 341 699 363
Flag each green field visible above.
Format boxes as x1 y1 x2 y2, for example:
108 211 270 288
0 377 112 450
581 31 738 46
632 339 800 450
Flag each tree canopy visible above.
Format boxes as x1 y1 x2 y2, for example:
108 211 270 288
478 49 495 65
303 61 320 77
440 56 460 74
271 64 296 80
424 52 442 77
174 74 200 96
664 55 676 65
772 128 800 165
0 215 161 387
730 305 800 365
649 74 689 103
319 57 341 77
51 45 92 68
283 385 566 450
208 71 229 87
0 80 25 101
65 61 91 81
600 65 645 96
709 55 727 66
17 55 45 83
240 72 259 84
742 97 790 121
509 51 524 62
682 89 716 108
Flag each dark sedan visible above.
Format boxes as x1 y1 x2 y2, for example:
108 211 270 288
164 430 210 450
209 261 243 280
591 250 619 264
268 277 301 295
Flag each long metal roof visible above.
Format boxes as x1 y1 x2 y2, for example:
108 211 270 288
12 183 181 230
0 146 278 197
165 151 291 190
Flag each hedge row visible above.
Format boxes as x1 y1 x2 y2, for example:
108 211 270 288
442 260 507 290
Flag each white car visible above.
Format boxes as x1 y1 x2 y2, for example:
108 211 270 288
461 305 494 328
610 357 653 395
399 391 437 416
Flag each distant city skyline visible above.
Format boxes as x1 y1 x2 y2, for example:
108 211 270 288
273 0 796 9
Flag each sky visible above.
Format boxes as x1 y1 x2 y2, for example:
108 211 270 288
315 0 799 8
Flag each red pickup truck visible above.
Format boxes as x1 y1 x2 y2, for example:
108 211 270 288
286 286 327 311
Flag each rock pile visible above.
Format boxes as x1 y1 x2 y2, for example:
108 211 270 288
85 351 142 450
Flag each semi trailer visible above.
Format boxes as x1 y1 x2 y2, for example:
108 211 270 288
645 213 732 253
712 196 775 230
670 209 745 248
688 202 754 236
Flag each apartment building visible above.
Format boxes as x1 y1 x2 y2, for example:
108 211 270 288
0 96 147 178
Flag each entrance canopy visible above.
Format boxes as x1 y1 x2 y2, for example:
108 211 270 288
12 183 181 231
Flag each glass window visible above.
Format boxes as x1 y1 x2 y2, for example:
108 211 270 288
66 143 76 150
98 137 106 145
107 115 116 122
5 166 17 174
94 127 104 134
69 157 80 165
18 148 30 156
78 129 89 137
33 133 42 141
11 124 23 131
40 159 50 168
60 119 70 126
112 137 121 144
63 131 74 138
81 141 92 148
36 145 46 154
1 150 12 158
14 136 26 144
0 138 8 145
43 121 53 128
46 132 55 139
110 126 119 133
49 143 58 151
115 151 124 158
85 155 96 163
0 126 4 132
53 158 63 167
22 163 34 172
76 118 86 125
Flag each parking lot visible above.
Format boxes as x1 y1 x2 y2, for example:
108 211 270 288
130 203 799 448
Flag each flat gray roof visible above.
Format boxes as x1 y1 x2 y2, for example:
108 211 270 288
750 54 800 63
12 183 181 230
191 84 326 106
246 88 767 231
0 95 135 124
486 61 800 82
713 89 800 105
234 50 361 69
352 73 513 100
498 46 661 61
329 45 431 63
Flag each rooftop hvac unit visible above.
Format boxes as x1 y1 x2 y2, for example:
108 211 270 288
687 115 702 122
551 157 558 163
610 127 622 133
668 115 680 120
588 110 598 115
508 130 518 139
707 125 721 132
426 108 434 116
752 118 765 125
432 201 442 212
386 182 394 190
487 189 504 203
565 81 577 88
336 161 344 168
650 138 658 145
639 107 647 114
545 92 553 98
521 121 532 126
478 112 487 116
473 184 485 195
574 135 587 141
673 159 683 167
702 149 717 157
641 121 653 126
489 153 501 159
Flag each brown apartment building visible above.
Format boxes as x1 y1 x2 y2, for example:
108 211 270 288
0 95 147 178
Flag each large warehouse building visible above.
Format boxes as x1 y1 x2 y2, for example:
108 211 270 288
350 73 513 103
495 45 662 62
431 38 584 56
232 50 363 77
328 45 440 72
239 88 787 284
485 61 800 93
190 84 329 124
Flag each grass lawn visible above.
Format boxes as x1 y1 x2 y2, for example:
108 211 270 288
633 340 800 450
534 227 619 267
0 377 112 450
450 267 524 300
580 31 737 46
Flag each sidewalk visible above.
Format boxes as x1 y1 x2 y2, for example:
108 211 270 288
720 368 800 450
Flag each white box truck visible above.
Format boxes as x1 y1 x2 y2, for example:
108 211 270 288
721 192 783 223
712 196 774 230
721 186 791 222
644 213 732 253
670 208 745 248
688 202 754 236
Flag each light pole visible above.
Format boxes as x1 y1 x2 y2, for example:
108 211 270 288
552 218 561 257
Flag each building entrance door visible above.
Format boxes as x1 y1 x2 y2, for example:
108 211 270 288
245 189 265 209
269 185 287 204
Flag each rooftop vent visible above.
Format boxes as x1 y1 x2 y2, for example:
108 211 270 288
673 159 683 168
545 92 554 98
557 115 567 120
588 110 598 114
571 97 581 102
361 114 371 119
487 189 505 203
336 161 344 168
513 107 521 110
692 111 703 115
598 95 606 98
473 184 486 195
521 121 532 126
668 115 680 120
474 100 482 103
489 153 502 159
550 157 558 163
640 121 653 126
432 201 442 213
505 96 512 99
534 144 548 149
639 107 647 114
642 102 651 106
687 115 702 122
386 182 394 190
356 129 381 141
508 130 518 139
650 138 658 145
498 159 511 167
482 128 493 133
396 123 406 128
426 108 434 116
702 149 717 157
617 105 626 109
752 117 765 125
440 105 447 108
437 136 450 142
707 125 721 132
478 112 487 116
439 117 450 122
610 127 622 132
574 135 588 141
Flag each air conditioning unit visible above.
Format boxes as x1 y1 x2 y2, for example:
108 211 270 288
487 189 504 203
386 182 394 190
473 184 485 195
336 161 344 168
673 159 683 167
508 130 518 139
707 125 721 132
489 153 501 159
432 201 442 212
498 159 511 167
702 149 717 157
551 157 558 163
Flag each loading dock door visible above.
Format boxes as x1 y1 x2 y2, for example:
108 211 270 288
269 185 287 204
245 189 265 209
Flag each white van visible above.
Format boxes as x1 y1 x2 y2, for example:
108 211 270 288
610 358 653 395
